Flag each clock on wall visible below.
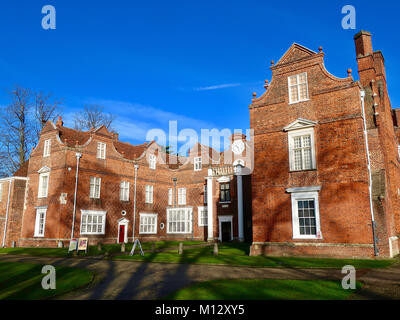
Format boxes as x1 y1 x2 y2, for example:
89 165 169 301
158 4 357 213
231 140 245 155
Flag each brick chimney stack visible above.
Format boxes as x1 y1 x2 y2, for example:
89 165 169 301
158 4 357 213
56 116 63 127
354 31 376 87
354 30 373 57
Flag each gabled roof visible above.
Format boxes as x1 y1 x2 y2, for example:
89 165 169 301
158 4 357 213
94 125 113 137
58 126 91 146
275 43 318 66
283 118 317 131
114 141 147 160
13 160 29 177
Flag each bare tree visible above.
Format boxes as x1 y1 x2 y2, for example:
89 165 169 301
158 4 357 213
34 92 62 140
73 104 116 131
0 85 62 177
0 86 35 176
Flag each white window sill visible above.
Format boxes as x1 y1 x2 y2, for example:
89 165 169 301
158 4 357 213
219 201 231 204
139 232 157 235
289 168 316 173
167 233 192 234
80 233 105 236
289 98 310 105
292 236 321 240
34 235 44 238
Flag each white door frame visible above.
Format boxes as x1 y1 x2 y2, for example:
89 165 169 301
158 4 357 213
218 215 233 241
117 218 129 243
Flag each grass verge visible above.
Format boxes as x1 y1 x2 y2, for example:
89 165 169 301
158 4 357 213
0 240 205 257
0 261 93 300
116 243 395 269
163 279 362 300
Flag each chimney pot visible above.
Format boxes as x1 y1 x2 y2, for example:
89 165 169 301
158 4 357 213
354 30 373 57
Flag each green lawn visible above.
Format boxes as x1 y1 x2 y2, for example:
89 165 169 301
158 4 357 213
1 242 395 269
163 279 362 300
117 242 395 269
0 261 93 300
0 240 205 257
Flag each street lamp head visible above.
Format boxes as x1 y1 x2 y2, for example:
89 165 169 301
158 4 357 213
134 164 139 170
75 152 82 158
172 177 177 182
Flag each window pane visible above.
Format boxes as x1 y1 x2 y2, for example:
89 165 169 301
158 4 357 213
294 150 302 170
298 73 306 84
289 76 298 85
299 83 308 100
297 200 316 236
290 86 298 102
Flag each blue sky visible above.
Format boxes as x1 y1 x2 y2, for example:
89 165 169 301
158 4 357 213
0 0 399 150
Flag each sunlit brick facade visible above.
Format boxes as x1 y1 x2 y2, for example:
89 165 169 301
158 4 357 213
249 31 400 258
1 31 400 259
1 118 252 248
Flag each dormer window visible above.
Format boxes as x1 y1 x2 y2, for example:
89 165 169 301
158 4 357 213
97 142 106 159
149 154 156 170
288 72 309 104
43 139 51 157
194 157 202 171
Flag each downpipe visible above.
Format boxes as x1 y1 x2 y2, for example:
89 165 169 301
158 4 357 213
2 179 12 248
360 90 379 256
71 152 82 240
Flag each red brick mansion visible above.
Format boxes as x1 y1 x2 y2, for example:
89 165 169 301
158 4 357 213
1 31 400 258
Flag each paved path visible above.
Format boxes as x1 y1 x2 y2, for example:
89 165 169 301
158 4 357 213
0 254 399 299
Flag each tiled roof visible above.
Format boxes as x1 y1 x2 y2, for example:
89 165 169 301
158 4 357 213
113 141 147 160
14 160 29 177
56 123 148 160
58 127 91 147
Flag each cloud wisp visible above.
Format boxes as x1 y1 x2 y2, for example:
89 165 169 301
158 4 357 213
193 83 241 91
79 98 219 144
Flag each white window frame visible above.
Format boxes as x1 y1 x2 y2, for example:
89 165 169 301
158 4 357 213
97 142 106 159
168 188 173 206
0 183 3 202
90 177 101 199
178 188 186 205
288 72 309 104
80 210 107 235
167 207 193 234
139 213 158 234
149 154 156 170
120 181 130 201
194 157 202 171
198 206 208 226
34 208 47 237
43 139 51 157
289 190 321 239
145 185 153 204
288 127 316 171
38 172 50 198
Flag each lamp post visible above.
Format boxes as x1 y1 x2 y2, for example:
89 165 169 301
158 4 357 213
71 152 82 240
172 177 177 207
132 164 139 241
235 163 244 242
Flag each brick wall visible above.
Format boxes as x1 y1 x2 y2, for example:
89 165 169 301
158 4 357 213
249 33 399 258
